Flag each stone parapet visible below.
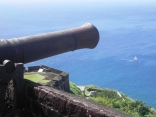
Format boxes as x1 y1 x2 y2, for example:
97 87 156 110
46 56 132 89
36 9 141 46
24 80 133 117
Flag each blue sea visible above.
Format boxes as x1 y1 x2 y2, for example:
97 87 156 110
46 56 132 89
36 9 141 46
1 0 156 109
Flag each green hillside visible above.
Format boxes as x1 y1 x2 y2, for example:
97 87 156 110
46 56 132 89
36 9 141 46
69 82 156 117
69 82 84 96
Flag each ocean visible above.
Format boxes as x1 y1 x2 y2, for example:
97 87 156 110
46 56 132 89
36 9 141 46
1 0 156 109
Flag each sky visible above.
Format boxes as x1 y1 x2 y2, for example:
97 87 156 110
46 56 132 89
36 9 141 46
0 0 156 6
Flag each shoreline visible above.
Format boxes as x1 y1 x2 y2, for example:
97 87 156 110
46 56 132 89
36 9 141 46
77 86 85 91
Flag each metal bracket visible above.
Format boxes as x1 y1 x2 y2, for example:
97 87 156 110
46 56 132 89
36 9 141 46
0 60 24 116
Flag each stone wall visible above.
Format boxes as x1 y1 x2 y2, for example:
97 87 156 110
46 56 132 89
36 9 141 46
1 64 134 117
24 79 133 117
25 65 70 92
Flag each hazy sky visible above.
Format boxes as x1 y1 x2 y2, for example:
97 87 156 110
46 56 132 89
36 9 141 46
1 0 156 6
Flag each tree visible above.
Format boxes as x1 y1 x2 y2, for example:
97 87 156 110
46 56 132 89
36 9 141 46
132 100 150 116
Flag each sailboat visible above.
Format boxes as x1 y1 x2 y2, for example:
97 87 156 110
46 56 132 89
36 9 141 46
133 56 137 61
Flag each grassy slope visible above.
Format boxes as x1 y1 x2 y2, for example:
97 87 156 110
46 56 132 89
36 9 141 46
70 82 156 117
69 82 84 96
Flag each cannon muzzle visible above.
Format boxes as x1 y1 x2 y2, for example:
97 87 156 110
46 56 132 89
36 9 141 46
0 23 99 64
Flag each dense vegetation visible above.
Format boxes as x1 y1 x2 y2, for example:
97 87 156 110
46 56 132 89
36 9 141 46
69 82 84 96
89 89 156 117
69 82 156 117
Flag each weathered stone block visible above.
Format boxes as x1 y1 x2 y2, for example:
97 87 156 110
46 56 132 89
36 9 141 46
66 99 86 117
25 82 39 100
53 94 67 114
40 104 62 117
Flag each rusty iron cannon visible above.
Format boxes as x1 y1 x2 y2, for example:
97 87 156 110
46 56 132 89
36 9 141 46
0 23 99 116
0 23 99 64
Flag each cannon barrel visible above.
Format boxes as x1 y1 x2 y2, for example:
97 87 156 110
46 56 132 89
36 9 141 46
0 23 99 64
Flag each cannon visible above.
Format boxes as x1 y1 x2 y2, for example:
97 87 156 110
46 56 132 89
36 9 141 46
0 23 99 64
0 23 99 116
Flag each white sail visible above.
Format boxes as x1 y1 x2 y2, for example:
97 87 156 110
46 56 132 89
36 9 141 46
133 56 137 61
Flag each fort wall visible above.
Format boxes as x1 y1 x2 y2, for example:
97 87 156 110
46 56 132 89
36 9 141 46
24 79 133 117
